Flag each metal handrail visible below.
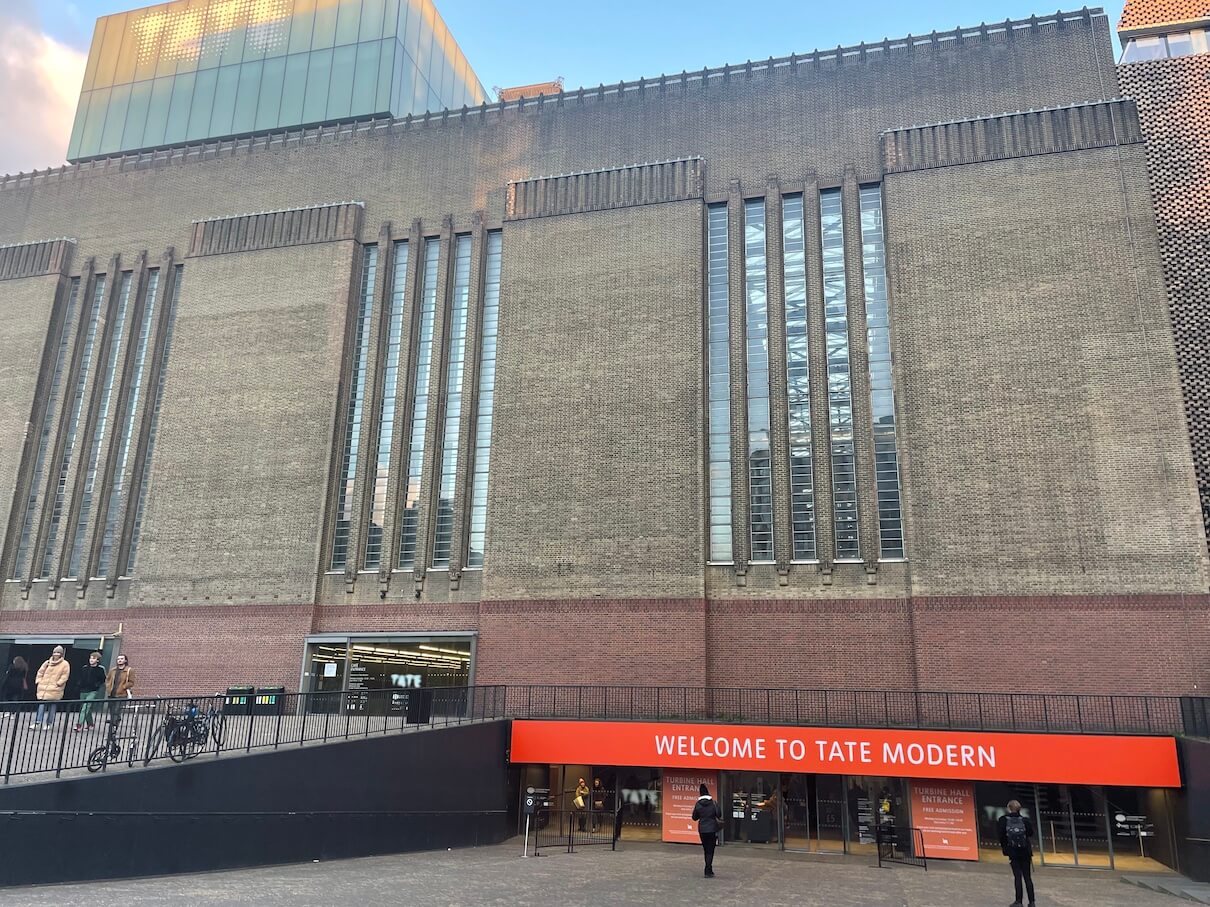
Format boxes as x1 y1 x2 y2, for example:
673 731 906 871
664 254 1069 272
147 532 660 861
0 684 1196 784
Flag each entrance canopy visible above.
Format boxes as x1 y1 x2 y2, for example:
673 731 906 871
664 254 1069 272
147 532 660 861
510 720 1181 788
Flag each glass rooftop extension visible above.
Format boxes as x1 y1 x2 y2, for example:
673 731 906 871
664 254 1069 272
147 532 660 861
68 0 489 162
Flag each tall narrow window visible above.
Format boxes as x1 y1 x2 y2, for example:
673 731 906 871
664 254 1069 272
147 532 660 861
782 195 816 561
329 244 377 571
706 204 733 563
96 269 159 578
466 231 501 568
11 278 80 579
397 237 440 570
820 189 860 560
127 265 183 574
860 186 904 559
67 271 133 579
431 235 471 568
744 198 774 562
363 240 408 570
39 275 106 579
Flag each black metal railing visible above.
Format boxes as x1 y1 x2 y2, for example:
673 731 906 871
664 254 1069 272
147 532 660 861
0 684 1198 785
532 807 618 854
0 686 506 784
876 824 927 870
502 685 1191 737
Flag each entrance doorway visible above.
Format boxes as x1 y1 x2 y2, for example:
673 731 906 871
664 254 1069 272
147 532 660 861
782 773 846 853
0 636 119 712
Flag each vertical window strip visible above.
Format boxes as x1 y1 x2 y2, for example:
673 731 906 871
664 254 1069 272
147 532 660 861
744 198 774 562
66 271 134 579
820 189 860 560
706 204 733 562
362 240 409 570
96 269 159 578
859 186 905 559
39 275 106 578
466 231 501 569
329 244 378 570
11 279 80 579
781 195 816 561
397 238 440 570
431 235 472 568
127 265 183 574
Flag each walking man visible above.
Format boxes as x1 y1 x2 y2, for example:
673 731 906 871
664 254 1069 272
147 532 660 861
32 646 70 729
998 799 1036 907
692 783 722 878
105 653 135 725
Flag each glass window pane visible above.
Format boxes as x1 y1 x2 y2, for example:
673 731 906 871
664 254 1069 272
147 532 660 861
82 18 106 91
303 47 333 122
280 53 308 125
164 71 194 144
312 0 339 48
351 40 381 114
376 37 396 111
186 67 218 141
327 43 356 119
67 91 90 159
1192 29 1209 54
360 0 387 41
335 0 363 45
209 64 240 136
142 76 173 147
255 55 287 130
1167 32 1194 57
122 79 152 149
288 0 318 54
94 11 127 87
100 82 132 154
110 12 139 85
231 58 262 133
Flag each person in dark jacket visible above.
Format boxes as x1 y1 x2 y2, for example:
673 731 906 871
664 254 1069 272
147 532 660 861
691 783 723 878
0 656 27 714
997 799 1036 907
74 651 107 731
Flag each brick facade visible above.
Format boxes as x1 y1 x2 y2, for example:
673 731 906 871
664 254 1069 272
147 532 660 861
0 9 1207 697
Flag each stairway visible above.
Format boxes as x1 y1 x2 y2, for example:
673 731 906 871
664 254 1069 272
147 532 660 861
1122 875 1210 904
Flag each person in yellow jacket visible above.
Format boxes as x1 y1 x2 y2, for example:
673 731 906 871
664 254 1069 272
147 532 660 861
32 646 70 730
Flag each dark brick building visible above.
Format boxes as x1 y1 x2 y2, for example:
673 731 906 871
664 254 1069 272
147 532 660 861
0 4 1207 699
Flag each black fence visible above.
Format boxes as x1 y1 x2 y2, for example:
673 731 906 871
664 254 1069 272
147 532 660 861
502 686 1192 737
531 807 619 854
876 824 927 870
0 686 506 784
0 685 1199 785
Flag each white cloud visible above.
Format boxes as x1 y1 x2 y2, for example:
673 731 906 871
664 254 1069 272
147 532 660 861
0 5 88 174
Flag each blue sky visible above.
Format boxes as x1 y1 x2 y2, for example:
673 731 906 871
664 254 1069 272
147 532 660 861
0 1 1128 174
41 0 1129 89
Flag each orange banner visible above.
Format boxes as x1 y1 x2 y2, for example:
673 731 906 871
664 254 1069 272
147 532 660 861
509 720 1181 788
661 769 720 843
910 780 979 860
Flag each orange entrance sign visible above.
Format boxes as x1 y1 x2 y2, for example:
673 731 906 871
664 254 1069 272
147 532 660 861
910 780 979 860
661 769 720 843
509 720 1181 788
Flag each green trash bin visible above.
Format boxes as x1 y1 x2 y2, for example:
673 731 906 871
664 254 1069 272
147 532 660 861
223 686 253 716
254 687 285 716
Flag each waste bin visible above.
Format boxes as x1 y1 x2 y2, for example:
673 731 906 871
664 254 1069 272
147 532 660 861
223 686 253 716
254 686 285 716
403 689 433 724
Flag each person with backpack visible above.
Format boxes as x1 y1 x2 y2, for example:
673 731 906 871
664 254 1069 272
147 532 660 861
997 799 1036 907
691 783 723 878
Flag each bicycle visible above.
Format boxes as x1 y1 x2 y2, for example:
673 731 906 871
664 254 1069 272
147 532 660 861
149 699 226 764
86 713 139 773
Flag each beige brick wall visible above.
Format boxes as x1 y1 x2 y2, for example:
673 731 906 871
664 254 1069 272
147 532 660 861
885 145 1208 595
484 202 704 600
130 241 356 605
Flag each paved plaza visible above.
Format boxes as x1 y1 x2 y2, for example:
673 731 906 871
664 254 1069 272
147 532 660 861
2 840 1184 905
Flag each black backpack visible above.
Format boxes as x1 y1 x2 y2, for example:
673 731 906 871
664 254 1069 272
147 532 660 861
1004 814 1029 850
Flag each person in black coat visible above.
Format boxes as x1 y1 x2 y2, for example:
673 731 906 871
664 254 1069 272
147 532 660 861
691 783 723 878
997 799 1036 907
74 651 108 731
0 656 27 713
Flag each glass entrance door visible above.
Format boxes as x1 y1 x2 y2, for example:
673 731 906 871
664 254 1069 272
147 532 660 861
781 774 846 853
722 772 780 846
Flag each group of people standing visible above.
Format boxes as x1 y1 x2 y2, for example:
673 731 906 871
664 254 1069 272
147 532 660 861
0 648 135 730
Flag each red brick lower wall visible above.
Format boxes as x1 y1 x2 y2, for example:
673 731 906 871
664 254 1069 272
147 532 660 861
1 594 1207 696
